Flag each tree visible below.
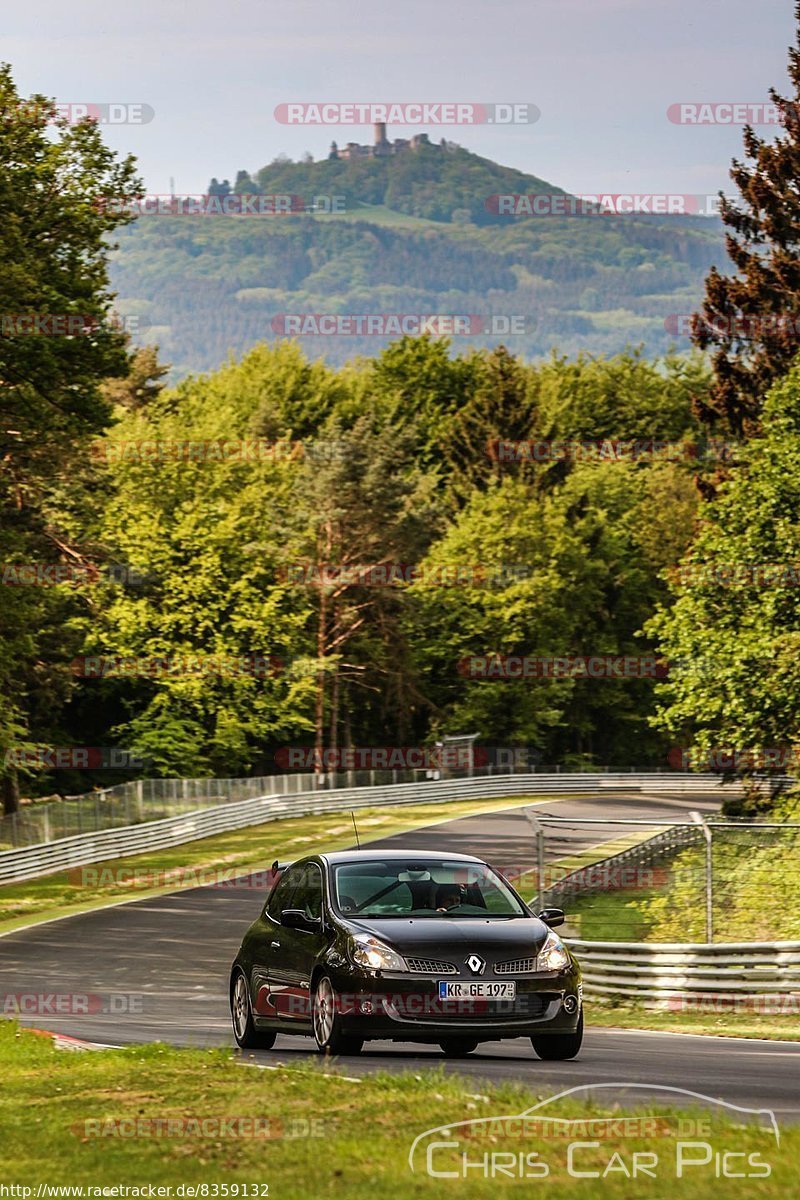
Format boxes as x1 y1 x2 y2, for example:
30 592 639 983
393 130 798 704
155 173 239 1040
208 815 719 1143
285 410 440 764
405 458 697 766
692 2 800 435
89 346 331 777
648 360 800 808
102 344 169 411
0 65 142 812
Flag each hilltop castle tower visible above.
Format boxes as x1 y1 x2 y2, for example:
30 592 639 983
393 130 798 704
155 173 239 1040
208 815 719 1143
330 125 435 161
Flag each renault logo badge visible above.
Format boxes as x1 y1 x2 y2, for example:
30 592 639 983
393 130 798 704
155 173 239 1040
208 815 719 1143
466 954 486 975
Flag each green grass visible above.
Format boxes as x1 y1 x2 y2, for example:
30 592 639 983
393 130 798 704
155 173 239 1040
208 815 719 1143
0 792 559 936
565 885 662 941
589 1002 800 1041
0 1020 794 1197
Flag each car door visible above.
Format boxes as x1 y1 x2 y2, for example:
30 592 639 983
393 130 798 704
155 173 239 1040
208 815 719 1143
249 866 303 1019
266 861 328 1024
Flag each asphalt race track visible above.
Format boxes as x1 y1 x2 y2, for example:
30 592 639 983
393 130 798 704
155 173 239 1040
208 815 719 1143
1 792 799 1120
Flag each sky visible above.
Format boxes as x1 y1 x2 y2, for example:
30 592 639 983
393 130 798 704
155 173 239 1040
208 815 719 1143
4 0 796 196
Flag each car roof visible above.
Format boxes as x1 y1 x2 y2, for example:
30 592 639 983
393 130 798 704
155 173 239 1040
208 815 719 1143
317 849 487 866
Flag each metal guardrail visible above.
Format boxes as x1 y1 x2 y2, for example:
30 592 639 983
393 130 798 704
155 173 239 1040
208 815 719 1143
0 770 777 886
569 938 800 1004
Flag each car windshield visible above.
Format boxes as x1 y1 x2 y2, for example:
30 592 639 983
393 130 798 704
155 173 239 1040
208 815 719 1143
332 860 528 918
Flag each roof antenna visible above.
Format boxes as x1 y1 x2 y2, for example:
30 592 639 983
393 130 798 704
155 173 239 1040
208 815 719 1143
351 810 361 849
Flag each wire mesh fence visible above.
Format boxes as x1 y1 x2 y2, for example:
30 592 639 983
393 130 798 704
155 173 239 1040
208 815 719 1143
525 812 800 944
0 763 515 848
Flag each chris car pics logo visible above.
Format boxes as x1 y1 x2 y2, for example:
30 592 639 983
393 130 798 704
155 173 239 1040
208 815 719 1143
408 1084 778 1181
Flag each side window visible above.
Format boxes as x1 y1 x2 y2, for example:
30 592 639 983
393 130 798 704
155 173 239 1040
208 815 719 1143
265 866 303 919
291 863 324 921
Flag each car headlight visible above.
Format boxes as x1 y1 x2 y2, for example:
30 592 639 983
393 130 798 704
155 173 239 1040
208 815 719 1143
536 929 571 972
349 934 407 972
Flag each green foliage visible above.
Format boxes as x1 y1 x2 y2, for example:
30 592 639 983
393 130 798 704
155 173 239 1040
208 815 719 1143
67 341 710 778
648 360 800 797
0 64 143 809
692 2 800 434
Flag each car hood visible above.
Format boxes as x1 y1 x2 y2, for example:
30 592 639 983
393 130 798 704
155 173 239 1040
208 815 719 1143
345 915 552 958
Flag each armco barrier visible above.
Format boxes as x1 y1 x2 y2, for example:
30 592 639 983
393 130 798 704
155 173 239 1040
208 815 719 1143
0 771 776 886
568 938 800 1004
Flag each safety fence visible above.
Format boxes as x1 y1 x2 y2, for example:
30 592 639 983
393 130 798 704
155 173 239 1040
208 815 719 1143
0 770 788 886
570 938 800 1007
1 763 783 850
527 810 800 944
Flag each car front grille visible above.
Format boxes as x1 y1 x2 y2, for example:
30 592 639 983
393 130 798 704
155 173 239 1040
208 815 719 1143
390 992 555 1023
495 957 538 975
406 957 458 974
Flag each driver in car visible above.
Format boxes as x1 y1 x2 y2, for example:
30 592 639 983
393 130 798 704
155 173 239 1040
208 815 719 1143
435 883 462 912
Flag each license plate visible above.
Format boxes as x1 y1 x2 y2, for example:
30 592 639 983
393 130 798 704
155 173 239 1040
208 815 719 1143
438 980 516 1000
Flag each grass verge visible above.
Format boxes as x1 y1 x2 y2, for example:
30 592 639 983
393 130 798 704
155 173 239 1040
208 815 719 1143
588 1002 800 1041
0 1020 793 1198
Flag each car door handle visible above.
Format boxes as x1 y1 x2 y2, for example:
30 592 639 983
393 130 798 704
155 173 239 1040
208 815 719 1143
271 941 280 949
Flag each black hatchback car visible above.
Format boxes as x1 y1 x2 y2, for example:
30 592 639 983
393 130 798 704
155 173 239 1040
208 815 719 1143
230 850 583 1058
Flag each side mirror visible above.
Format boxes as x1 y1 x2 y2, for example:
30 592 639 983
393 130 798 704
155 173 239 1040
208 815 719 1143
537 907 565 928
281 908 321 931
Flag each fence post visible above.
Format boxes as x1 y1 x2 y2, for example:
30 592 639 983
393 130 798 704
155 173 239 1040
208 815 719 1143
523 807 546 913
691 810 713 943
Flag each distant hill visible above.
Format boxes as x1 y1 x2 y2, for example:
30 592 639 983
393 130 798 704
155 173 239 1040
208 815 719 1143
109 141 726 379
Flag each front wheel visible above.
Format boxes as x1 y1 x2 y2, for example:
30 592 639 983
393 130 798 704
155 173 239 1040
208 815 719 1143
439 1038 479 1057
531 1010 583 1060
312 975 363 1055
231 970 277 1050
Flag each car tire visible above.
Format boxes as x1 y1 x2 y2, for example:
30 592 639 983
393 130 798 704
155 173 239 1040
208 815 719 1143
231 969 277 1050
531 1010 583 1060
312 974 363 1055
439 1038 479 1057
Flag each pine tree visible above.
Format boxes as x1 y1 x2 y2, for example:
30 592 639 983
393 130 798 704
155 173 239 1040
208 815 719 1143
692 2 800 435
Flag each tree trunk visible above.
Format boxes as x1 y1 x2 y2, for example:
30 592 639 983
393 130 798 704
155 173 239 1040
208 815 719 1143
329 659 339 785
2 770 20 816
315 584 327 776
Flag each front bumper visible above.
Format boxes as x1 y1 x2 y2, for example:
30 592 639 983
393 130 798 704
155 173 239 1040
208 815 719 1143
329 966 582 1042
